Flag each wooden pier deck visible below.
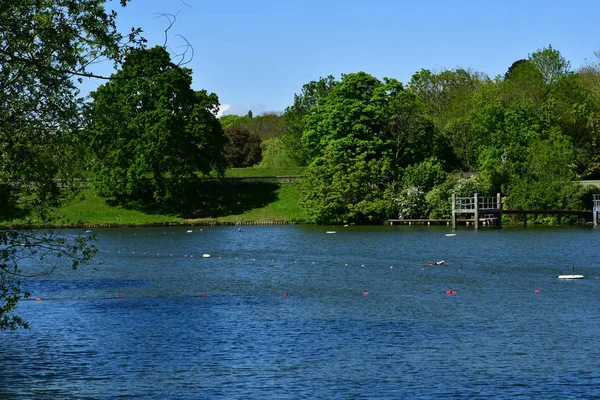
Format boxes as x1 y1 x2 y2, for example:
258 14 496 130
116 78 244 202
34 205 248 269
389 217 498 225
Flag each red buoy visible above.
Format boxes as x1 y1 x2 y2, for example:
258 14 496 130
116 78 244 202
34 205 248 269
363 291 369 295
282 293 288 297
200 294 206 298
35 297 42 301
534 289 541 293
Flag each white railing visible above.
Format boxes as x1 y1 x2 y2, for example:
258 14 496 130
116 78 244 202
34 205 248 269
479 196 499 210
455 196 475 211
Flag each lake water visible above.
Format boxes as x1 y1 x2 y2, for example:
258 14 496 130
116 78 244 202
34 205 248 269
1 225 599 399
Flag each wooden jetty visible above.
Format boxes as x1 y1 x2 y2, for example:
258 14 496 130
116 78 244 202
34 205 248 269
390 193 600 229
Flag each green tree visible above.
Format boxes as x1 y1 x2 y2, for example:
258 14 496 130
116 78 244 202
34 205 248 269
224 126 263 167
501 59 547 107
528 45 571 85
219 114 248 130
401 157 449 191
0 0 141 329
220 112 285 140
241 112 286 139
85 46 227 203
506 132 577 210
409 68 488 171
283 75 337 166
409 68 486 128
300 73 402 223
301 137 395 223
579 50 600 97
384 81 435 169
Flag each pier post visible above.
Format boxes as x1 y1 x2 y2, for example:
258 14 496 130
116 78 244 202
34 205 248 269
497 193 502 228
474 193 479 230
593 194 599 226
452 193 456 230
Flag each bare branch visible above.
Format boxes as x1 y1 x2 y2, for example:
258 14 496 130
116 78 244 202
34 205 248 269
153 12 179 48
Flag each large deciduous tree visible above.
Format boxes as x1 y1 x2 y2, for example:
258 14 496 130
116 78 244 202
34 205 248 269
300 72 433 224
1 0 142 329
85 46 227 203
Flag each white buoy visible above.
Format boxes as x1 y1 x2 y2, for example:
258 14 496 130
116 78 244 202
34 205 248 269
203 254 210 258
445 233 457 237
326 231 336 234
187 230 193 233
558 274 584 279
558 266 584 279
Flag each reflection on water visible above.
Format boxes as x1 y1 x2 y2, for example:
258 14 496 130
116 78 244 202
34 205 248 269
1 226 599 399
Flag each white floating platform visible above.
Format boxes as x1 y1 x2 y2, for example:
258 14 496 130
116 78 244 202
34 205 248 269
558 274 584 279
445 233 457 237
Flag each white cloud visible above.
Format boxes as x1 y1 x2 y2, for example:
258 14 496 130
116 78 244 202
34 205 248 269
218 104 269 117
223 105 249 116
216 104 230 117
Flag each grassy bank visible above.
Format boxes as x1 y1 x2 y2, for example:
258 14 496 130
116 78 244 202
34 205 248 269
3 180 306 228
224 167 304 178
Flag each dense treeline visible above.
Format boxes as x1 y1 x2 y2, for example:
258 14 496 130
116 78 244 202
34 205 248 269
277 46 600 224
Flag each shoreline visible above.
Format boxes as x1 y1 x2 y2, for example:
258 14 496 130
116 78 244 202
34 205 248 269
2 220 300 230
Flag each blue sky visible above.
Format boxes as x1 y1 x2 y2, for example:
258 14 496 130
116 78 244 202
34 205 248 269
90 0 600 115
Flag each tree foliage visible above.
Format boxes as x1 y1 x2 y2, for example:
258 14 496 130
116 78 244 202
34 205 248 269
85 46 227 203
299 72 434 223
289 45 600 224
224 126 262 167
0 0 140 329
283 76 337 166
528 44 572 84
